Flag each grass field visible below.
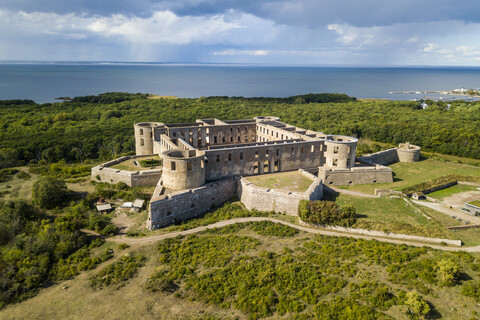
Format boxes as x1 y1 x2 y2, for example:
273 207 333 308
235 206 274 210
111 156 161 171
246 171 314 192
468 200 480 207
0 168 37 201
2 223 480 320
344 158 480 195
333 193 455 239
428 184 478 200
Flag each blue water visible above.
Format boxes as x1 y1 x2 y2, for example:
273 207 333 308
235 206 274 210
1 63 480 103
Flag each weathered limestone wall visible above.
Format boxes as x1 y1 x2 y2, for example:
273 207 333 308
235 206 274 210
134 122 164 155
237 174 323 215
91 156 162 187
359 148 399 165
166 122 257 148
204 140 326 181
162 149 206 191
147 178 237 229
360 144 421 165
397 144 421 162
318 165 393 186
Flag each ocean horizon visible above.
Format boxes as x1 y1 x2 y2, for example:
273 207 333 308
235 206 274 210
1 62 480 103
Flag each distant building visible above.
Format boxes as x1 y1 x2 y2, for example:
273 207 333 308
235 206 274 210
464 203 480 216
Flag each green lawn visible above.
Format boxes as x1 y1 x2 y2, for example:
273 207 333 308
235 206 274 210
111 156 161 171
246 171 314 192
468 200 480 207
428 184 478 200
345 158 480 195
333 193 455 239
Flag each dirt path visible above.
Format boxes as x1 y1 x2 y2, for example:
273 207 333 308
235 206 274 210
443 190 480 208
108 217 480 252
111 210 134 235
412 200 480 224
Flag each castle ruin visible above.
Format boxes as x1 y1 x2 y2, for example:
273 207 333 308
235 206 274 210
91 116 420 229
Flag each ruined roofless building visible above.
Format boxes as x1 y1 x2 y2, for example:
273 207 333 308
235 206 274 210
93 116 417 229
134 116 358 192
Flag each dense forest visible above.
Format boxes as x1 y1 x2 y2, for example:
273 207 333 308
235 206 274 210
1 92 479 168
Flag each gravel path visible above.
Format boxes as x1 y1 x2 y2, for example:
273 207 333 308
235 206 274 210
107 217 480 252
412 200 480 224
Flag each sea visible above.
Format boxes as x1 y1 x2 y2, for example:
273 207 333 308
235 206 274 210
1 62 480 103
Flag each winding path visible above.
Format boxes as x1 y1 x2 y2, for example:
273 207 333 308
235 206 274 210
108 217 480 252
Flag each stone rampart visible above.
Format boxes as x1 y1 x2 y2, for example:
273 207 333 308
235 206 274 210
147 178 237 229
237 174 323 215
359 148 399 165
318 165 393 186
91 155 162 187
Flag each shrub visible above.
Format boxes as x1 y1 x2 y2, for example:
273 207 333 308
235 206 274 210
32 176 67 209
16 170 31 180
298 200 357 227
404 291 430 319
139 158 161 167
90 255 146 289
436 259 461 286
118 243 129 250
100 224 118 237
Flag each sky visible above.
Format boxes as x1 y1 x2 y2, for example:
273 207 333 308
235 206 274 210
1 0 480 65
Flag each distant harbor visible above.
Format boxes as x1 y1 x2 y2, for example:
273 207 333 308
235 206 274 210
390 87 480 101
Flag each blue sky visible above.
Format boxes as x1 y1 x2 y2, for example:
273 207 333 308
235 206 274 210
1 0 480 65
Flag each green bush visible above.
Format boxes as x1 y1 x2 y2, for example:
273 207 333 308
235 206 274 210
139 158 161 167
298 200 357 227
90 255 146 289
32 176 67 209
16 170 31 180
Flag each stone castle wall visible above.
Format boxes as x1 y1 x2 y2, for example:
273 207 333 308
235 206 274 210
359 144 421 165
91 156 162 187
359 148 399 165
237 173 323 215
318 165 393 186
147 178 237 229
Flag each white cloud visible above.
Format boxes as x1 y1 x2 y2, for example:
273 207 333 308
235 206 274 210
0 9 249 45
214 49 269 56
423 43 439 53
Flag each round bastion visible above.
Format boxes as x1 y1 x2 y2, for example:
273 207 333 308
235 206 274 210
397 142 421 162
324 135 358 169
134 122 164 155
162 149 206 191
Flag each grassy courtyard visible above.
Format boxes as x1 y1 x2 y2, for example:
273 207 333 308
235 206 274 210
111 156 161 171
245 170 314 192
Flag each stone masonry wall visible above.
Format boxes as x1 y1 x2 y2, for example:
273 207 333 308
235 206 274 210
91 156 162 187
147 178 237 229
237 174 323 215
318 165 393 186
359 148 399 165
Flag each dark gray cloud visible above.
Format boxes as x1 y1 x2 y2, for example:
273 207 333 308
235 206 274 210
3 0 480 27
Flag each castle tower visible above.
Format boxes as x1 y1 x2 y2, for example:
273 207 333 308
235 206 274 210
397 142 421 162
324 135 357 169
134 122 163 155
162 149 206 191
